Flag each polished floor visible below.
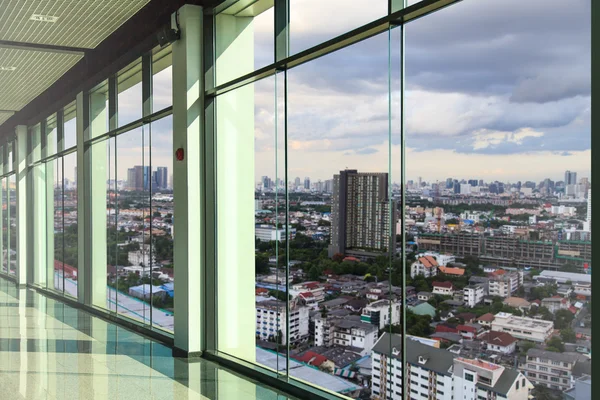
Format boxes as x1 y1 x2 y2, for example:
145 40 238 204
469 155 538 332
0 278 296 400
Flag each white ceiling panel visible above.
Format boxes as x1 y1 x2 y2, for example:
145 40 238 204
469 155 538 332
0 0 152 131
0 48 82 111
0 0 151 49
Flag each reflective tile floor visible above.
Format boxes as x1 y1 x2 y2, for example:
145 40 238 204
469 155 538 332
0 278 297 400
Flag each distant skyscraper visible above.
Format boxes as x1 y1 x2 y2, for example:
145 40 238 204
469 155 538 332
468 179 478 187
127 166 150 191
565 170 577 185
446 178 453 189
453 182 460 194
156 167 168 190
304 177 310 190
324 179 333 193
328 170 396 258
584 188 591 232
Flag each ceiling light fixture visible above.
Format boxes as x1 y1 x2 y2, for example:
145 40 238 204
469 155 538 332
30 14 59 23
0 66 16 71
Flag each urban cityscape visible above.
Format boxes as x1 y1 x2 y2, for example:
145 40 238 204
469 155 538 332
253 168 591 399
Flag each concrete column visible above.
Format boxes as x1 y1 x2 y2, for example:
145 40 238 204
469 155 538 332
76 92 87 303
0 145 4 275
15 126 28 286
172 4 204 357
214 12 256 362
30 124 47 287
89 92 108 308
45 127 56 287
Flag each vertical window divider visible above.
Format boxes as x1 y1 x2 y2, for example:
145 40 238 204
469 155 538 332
275 0 290 378
142 52 153 326
108 74 118 313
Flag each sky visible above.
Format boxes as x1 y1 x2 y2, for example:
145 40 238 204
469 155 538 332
60 0 591 186
249 0 591 184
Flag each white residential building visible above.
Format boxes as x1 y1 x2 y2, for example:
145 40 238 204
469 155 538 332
371 334 531 400
360 299 400 330
432 281 454 296
463 284 484 308
255 224 297 242
521 349 586 392
410 255 439 278
291 282 325 303
421 251 455 266
314 315 378 356
479 330 518 354
541 297 569 313
488 270 523 297
256 300 309 345
453 357 532 400
491 312 554 342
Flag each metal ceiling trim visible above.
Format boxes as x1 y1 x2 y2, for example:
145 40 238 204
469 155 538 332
0 40 88 56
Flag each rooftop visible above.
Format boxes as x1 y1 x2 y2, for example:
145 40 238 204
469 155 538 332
527 348 585 364
456 357 502 371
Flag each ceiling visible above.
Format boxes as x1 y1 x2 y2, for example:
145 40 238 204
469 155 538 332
0 0 151 132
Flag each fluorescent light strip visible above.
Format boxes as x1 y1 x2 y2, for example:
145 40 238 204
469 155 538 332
30 14 59 23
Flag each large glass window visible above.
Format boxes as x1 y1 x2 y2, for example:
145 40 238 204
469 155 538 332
152 47 173 112
118 60 143 127
63 102 77 150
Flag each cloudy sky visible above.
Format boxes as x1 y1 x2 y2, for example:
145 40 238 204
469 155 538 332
249 0 591 184
62 0 590 187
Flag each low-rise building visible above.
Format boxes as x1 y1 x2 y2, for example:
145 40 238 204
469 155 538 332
503 296 531 312
432 281 454 296
541 297 569 313
476 313 495 328
439 265 465 277
521 348 586 392
410 255 439 278
488 270 523 298
255 224 297 242
361 299 400 330
292 281 325 303
314 315 378 356
463 284 484 308
256 300 309 344
371 333 532 400
417 291 433 301
479 330 517 354
491 312 553 342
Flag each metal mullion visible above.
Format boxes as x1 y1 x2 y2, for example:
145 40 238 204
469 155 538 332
61 156 65 294
203 10 217 353
109 75 118 131
399 21 407 400
142 53 153 119
208 0 461 97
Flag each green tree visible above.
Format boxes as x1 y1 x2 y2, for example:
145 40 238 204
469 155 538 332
546 336 565 352
519 341 536 355
554 309 574 330
308 265 323 281
255 253 270 275
560 327 576 343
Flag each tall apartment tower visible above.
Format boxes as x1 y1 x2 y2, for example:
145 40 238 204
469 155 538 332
328 169 395 258
565 170 577 185
584 188 591 232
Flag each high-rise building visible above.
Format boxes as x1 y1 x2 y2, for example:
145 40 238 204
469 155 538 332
446 177 453 189
294 177 301 188
565 170 577 185
303 177 310 190
127 166 150 191
155 167 168 190
324 179 333 193
328 170 395 258
584 188 591 232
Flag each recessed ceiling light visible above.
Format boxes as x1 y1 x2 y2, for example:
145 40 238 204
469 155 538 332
30 14 59 23
0 66 16 71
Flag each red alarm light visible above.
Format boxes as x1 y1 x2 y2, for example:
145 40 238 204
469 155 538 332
176 148 184 161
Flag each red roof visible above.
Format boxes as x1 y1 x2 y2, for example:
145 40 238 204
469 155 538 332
457 324 477 334
433 281 453 289
300 292 314 298
293 351 328 367
569 306 578 314
304 282 320 289
480 331 517 347
435 324 458 334
255 288 268 295
477 313 495 322
419 255 440 268
343 256 360 262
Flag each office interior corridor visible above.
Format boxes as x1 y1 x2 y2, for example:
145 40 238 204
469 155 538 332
0 277 296 400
